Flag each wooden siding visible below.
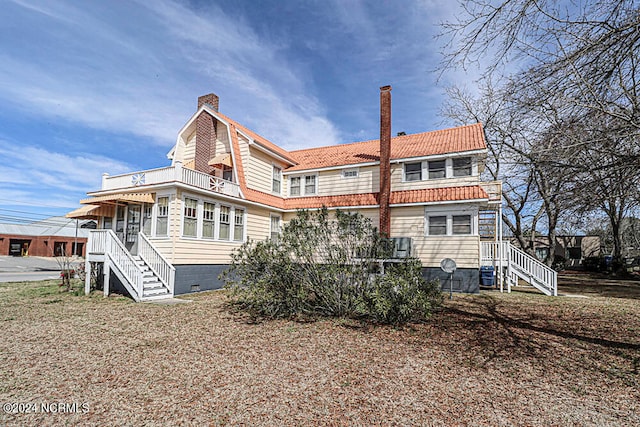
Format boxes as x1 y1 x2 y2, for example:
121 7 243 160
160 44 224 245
245 146 285 195
389 206 479 268
181 132 197 165
153 191 273 264
315 166 380 196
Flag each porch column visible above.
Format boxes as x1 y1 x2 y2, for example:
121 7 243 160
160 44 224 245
84 259 91 295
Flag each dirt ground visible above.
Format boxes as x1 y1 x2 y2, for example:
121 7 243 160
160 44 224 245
0 277 638 426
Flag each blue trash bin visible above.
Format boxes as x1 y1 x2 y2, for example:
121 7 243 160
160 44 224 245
480 266 495 287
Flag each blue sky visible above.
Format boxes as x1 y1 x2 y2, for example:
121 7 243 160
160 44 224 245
0 0 475 221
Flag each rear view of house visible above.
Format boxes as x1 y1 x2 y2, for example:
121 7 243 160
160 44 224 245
69 87 555 301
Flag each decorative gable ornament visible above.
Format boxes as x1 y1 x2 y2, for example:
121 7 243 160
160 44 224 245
131 173 146 186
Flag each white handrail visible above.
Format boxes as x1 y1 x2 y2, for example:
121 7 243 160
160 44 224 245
104 230 143 300
480 241 557 296
138 232 175 295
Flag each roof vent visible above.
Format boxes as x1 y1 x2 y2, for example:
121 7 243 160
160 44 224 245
397 132 406 136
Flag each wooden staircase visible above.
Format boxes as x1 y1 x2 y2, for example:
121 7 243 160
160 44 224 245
134 256 171 300
481 241 557 296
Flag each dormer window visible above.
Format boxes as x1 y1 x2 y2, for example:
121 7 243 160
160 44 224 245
453 157 472 177
404 162 422 181
428 160 446 179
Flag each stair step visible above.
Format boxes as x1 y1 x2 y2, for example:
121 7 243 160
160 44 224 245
143 287 169 296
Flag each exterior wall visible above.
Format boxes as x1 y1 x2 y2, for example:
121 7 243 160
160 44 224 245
390 159 479 192
181 131 197 165
0 234 87 257
245 146 286 195
390 205 480 268
422 267 479 294
174 264 227 294
154 189 272 265
314 166 379 196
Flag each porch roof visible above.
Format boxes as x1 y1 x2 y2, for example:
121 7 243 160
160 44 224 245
80 192 155 205
66 204 115 219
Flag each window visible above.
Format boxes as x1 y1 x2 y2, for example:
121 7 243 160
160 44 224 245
404 162 422 181
219 206 230 240
453 157 472 177
272 166 282 193
142 205 152 235
428 160 446 179
452 215 472 235
305 175 316 194
428 216 447 235
290 177 300 196
156 197 169 237
183 198 197 237
234 208 245 241
203 202 216 238
233 208 244 241
342 168 359 178
270 215 281 240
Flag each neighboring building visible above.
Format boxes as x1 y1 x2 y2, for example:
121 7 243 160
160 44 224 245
515 235 601 267
69 88 556 301
0 216 94 257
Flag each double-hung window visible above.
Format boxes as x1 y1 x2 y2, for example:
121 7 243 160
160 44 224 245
219 206 230 240
156 197 169 237
270 215 281 240
428 160 446 179
305 175 316 195
203 202 216 238
290 177 301 196
234 208 245 241
183 198 198 237
404 162 422 181
452 215 472 235
453 157 472 177
272 166 282 193
428 216 447 235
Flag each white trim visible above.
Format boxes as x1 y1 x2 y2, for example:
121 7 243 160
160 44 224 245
390 198 488 208
424 205 478 236
248 139 296 166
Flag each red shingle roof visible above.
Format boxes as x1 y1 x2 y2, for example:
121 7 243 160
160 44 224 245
241 186 488 210
287 123 485 171
390 186 488 205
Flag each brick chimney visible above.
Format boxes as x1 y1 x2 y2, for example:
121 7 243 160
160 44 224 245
195 93 219 173
379 85 392 237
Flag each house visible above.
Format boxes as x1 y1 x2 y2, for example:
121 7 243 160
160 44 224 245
511 235 601 268
69 87 557 301
0 216 94 257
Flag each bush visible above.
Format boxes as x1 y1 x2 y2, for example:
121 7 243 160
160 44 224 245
222 208 442 324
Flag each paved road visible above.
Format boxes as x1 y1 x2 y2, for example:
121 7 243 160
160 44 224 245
0 256 81 283
0 271 62 283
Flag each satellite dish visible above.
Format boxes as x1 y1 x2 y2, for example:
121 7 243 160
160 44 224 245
440 258 457 274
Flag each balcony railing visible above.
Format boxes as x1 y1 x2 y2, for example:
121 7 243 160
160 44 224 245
100 163 240 198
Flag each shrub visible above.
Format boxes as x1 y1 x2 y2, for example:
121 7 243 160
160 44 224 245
222 208 442 324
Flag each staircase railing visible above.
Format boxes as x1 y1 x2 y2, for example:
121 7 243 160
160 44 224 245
103 230 144 301
481 241 557 296
508 244 557 296
138 232 175 296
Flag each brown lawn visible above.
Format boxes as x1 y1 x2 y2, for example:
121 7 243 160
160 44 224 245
0 278 638 426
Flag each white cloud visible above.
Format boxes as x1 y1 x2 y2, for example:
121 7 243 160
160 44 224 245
0 143 133 209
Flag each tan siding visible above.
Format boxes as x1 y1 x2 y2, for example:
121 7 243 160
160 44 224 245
412 236 479 268
245 207 271 241
215 122 231 155
390 206 479 268
182 132 196 164
315 166 379 196
245 147 285 195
